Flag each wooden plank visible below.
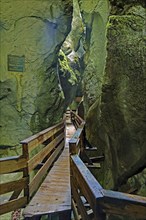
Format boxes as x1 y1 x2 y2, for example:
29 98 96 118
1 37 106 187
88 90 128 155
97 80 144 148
99 189 146 218
23 147 71 218
29 140 64 197
0 177 28 195
71 155 103 213
72 118 85 129
0 156 27 174
71 179 90 220
21 121 64 144
69 141 79 155
69 124 84 155
75 117 82 126
72 199 80 220
28 133 64 172
0 196 27 215
10 189 22 200
22 143 30 201
89 156 105 162
21 122 64 152
70 125 84 143
71 111 84 124
85 163 101 169
74 120 80 129
0 155 20 162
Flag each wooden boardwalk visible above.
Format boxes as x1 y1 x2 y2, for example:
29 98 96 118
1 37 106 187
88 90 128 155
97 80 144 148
1 110 146 220
23 113 75 219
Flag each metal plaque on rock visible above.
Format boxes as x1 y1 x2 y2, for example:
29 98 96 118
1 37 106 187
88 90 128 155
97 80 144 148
8 55 25 72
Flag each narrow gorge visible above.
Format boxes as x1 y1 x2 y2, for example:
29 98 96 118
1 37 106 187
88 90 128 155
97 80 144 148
0 0 146 219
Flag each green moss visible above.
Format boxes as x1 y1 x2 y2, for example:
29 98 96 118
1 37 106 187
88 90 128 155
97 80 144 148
58 50 77 85
107 15 144 33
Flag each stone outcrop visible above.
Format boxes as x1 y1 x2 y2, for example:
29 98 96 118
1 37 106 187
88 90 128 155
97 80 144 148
0 0 73 149
59 0 84 109
78 0 110 113
82 0 146 202
101 6 146 191
58 49 81 109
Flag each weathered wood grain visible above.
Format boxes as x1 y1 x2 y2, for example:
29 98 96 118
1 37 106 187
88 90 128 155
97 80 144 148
71 155 103 213
71 178 90 220
28 133 64 172
21 122 64 152
70 110 84 125
69 124 84 155
23 148 71 218
0 196 27 215
99 189 146 218
0 177 28 195
0 156 27 174
71 199 80 220
29 140 64 197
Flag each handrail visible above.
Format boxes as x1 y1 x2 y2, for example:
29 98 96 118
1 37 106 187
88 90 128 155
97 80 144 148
70 110 84 129
69 111 146 220
21 119 65 198
0 156 27 174
69 122 85 155
101 189 146 218
0 118 66 215
20 121 64 152
0 155 28 215
71 155 105 220
1 112 146 218
69 110 85 155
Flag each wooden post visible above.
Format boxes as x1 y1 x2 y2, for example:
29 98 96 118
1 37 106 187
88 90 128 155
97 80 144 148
22 143 30 203
69 140 77 155
64 115 66 146
79 132 84 157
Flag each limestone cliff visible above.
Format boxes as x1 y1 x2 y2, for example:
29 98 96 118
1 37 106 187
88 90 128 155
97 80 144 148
78 0 110 113
59 0 84 109
81 0 146 202
0 0 73 149
102 6 146 192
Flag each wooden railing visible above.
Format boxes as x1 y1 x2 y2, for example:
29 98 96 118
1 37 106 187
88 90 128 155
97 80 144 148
0 155 28 215
69 112 146 220
1 111 146 218
20 120 65 198
70 110 84 129
69 111 85 156
0 119 65 215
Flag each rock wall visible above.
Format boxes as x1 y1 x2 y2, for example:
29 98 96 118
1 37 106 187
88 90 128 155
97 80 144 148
0 0 73 149
58 49 81 109
78 0 110 113
60 0 84 109
83 0 146 200
102 6 146 191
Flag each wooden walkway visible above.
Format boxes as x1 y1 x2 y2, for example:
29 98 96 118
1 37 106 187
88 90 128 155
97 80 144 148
23 113 75 219
1 110 146 220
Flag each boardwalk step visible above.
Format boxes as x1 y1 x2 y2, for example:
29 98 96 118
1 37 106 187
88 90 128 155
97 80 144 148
85 147 97 151
85 163 101 169
87 209 94 217
89 156 104 162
